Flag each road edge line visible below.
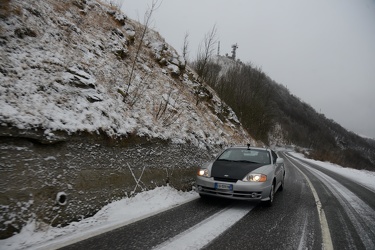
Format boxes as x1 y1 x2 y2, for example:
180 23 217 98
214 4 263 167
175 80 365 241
284 153 333 250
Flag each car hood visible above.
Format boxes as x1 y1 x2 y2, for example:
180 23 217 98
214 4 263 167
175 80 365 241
211 160 266 180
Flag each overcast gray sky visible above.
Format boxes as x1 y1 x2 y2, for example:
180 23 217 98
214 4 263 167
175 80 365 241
121 0 375 139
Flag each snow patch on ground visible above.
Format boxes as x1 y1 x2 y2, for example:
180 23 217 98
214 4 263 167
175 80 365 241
0 186 198 250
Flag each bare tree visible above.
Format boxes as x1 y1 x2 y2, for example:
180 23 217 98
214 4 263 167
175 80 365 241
193 24 218 82
154 88 182 127
182 31 190 63
122 0 162 98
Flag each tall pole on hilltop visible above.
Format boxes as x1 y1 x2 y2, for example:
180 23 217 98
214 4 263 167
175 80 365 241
231 43 238 60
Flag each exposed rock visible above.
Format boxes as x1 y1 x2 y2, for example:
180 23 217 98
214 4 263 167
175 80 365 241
57 17 81 34
26 7 41 17
167 64 180 77
124 23 135 41
112 28 124 38
64 66 96 89
113 46 128 60
14 27 37 38
0 126 68 144
84 89 103 102
107 9 127 26
72 0 86 10
114 12 127 26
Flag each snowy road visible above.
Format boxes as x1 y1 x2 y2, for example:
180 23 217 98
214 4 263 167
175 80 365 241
58 152 375 250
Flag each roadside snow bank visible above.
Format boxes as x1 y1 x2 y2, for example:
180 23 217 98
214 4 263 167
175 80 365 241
289 152 375 192
0 186 198 250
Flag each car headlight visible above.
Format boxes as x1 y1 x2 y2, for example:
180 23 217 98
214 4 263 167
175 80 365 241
197 169 210 177
243 173 267 182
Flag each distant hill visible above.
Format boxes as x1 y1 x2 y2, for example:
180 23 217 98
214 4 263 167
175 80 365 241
196 56 375 171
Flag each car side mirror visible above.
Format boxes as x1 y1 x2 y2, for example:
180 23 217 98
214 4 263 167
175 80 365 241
276 158 284 164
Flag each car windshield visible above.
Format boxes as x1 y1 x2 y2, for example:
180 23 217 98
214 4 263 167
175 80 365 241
217 148 271 164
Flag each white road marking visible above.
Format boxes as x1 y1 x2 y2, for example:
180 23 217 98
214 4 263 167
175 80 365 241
153 204 253 250
284 154 334 250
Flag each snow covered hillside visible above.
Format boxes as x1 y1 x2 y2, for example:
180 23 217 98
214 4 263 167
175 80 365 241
0 0 252 148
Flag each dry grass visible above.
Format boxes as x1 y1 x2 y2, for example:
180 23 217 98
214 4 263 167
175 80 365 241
0 0 11 18
48 0 72 14
0 0 23 18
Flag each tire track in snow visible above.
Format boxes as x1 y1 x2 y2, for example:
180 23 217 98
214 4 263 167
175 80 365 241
153 203 254 250
297 214 309 250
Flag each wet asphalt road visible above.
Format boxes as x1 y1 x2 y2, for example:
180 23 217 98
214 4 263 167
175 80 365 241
59 151 375 250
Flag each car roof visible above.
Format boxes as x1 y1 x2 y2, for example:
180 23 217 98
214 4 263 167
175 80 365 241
227 146 270 151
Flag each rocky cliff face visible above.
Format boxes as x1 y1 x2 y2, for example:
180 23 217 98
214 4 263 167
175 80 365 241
0 127 218 239
0 0 253 238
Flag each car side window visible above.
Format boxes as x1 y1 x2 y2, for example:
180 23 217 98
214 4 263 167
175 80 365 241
218 150 232 160
271 150 277 164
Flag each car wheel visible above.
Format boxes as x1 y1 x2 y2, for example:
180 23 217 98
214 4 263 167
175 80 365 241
279 174 285 192
264 183 275 207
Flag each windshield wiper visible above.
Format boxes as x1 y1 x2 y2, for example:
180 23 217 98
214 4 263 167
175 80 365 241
234 160 258 163
217 159 233 162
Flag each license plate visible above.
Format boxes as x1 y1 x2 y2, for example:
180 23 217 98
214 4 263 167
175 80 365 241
215 183 233 190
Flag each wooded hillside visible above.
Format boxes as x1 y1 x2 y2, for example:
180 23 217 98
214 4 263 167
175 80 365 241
195 56 375 171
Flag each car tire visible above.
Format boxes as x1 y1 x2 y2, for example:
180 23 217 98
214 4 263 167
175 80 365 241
264 183 275 207
199 193 214 202
279 174 285 192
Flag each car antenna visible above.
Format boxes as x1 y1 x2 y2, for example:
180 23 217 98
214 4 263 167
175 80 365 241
247 143 251 150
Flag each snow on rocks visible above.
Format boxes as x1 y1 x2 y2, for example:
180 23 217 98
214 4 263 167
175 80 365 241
167 64 180 76
114 12 127 26
63 66 97 89
124 23 136 40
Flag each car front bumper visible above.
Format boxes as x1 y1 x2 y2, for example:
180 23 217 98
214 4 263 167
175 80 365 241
196 176 272 201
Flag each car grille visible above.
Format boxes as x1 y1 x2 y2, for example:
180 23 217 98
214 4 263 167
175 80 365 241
199 186 262 199
213 177 238 183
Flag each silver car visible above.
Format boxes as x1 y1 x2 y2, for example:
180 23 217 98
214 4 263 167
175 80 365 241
196 145 285 206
